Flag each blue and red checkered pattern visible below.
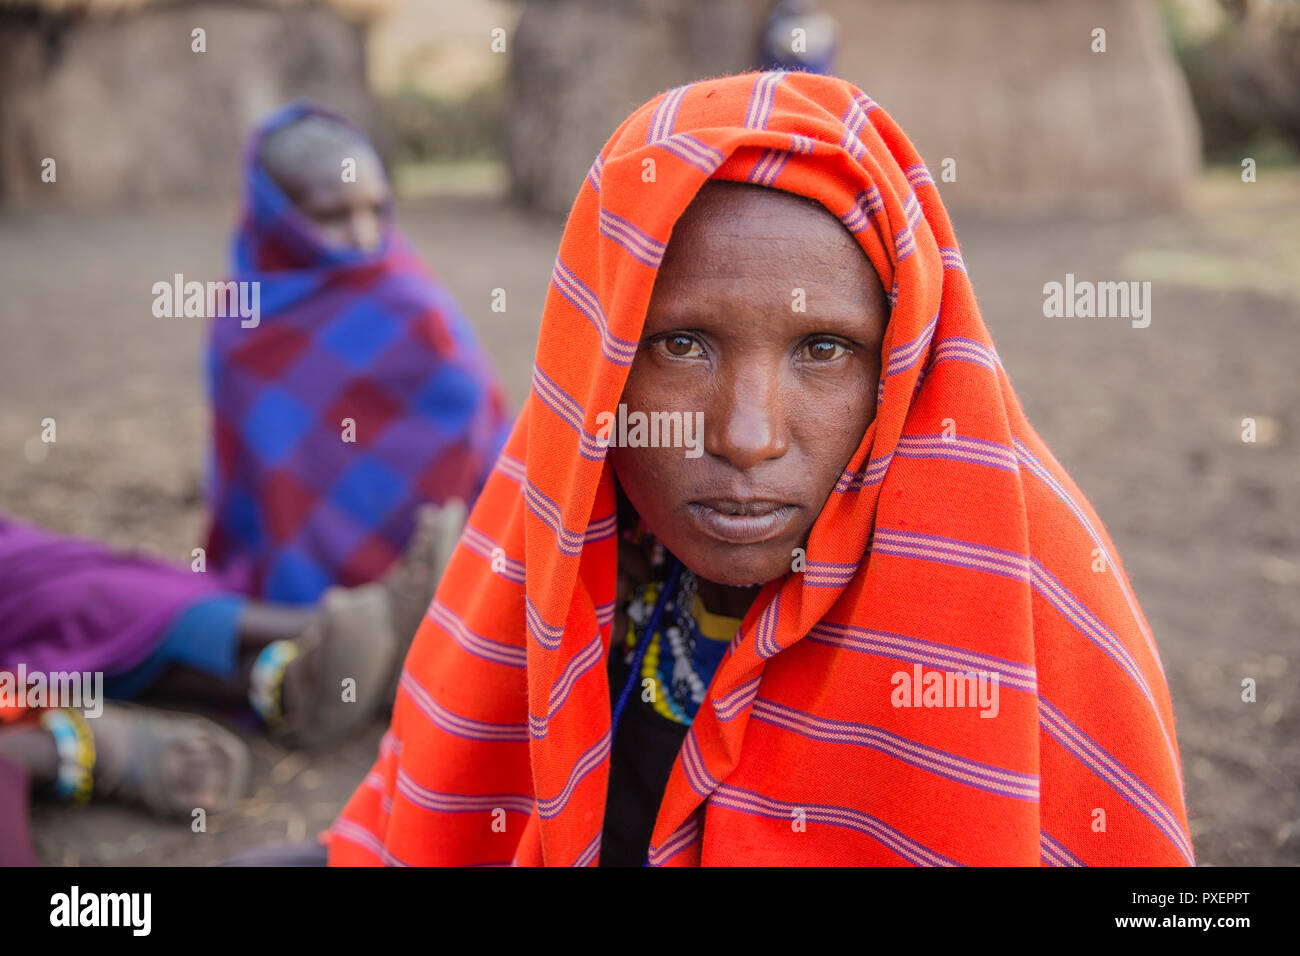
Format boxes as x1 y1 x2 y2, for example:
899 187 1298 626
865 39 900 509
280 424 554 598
204 101 510 603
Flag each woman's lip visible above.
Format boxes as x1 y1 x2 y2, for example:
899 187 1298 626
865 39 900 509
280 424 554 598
686 502 798 545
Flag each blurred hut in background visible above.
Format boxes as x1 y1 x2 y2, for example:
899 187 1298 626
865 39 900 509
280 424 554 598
0 0 391 206
1 0 1293 216
505 0 1206 217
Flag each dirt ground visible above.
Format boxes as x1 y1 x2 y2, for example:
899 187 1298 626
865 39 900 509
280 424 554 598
1 169 1296 866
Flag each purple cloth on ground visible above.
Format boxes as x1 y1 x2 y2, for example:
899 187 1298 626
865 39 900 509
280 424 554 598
0 752 40 866
0 515 226 677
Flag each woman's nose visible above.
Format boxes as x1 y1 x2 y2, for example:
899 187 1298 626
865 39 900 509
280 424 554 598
703 363 789 471
347 211 383 253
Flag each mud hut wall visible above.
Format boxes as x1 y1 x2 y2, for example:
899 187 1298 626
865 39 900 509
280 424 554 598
0 3 382 206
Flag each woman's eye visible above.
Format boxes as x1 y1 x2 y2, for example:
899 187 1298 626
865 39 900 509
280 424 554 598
658 334 704 358
800 339 849 362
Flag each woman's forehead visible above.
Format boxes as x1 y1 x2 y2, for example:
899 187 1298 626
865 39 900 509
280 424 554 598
663 182 863 261
654 181 876 287
645 182 887 336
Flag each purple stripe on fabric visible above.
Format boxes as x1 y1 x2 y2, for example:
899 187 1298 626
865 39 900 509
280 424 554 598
872 527 1033 582
573 830 602 867
1027 559 1181 781
803 560 861 587
1040 831 1086 867
1015 438 1163 679
586 153 604 193
905 163 935 189
647 84 690 143
525 596 564 650
495 453 526 484
379 729 402 759
524 481 586 556
1030 560 1154 702
552 258 637 366
396 767 534 815
656 133 726 175
893 192 924 262
531 365 606 460
1038 699 1194 864
884 309 938 377
595 600 615 627
743 70 785 129
710 784 959 866
753 590 783 658
751 698 1039 802
598 208 667 268
893 433 1019 473
748 148 793 187
931 338 1002 373
536 730 612 819
428 599 527 668
647 811 700 866
678 730 720 797
713 675 762 721
399 670 529 742
461 526 526 583
840 204 870 234
806 621 1038 694
839 97 869 161
331 818 389 861
530 632 604 738
585 513 617 542
835 451 894 493
939 246 966 272
854 91 880 114
789 133 817 155
860 185 885 215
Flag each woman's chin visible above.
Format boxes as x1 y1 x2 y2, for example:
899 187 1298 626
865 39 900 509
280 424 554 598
678 546 788 589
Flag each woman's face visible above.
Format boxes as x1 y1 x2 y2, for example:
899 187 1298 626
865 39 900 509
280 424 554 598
611 181 890 587
284 150 391 255
260 118 392 255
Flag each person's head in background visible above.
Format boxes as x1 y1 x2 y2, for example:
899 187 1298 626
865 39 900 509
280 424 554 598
257 114 392 255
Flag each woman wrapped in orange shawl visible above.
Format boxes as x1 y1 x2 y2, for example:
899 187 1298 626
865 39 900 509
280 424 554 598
329 71 1193 866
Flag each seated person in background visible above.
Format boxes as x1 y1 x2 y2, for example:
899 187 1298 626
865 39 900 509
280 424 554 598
205 101 510 604
328 71 1193 867
0 502 462 866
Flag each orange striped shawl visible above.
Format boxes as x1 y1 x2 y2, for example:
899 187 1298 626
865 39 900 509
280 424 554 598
328 71 1192 866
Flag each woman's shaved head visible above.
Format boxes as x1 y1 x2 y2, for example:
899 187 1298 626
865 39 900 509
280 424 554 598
258 114 391 254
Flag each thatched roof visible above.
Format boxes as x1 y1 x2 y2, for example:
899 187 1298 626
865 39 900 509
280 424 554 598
0 0 394 20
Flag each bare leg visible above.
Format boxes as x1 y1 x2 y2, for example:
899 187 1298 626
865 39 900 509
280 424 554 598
0 705 245 815
0 726 58 785
141 601 319 705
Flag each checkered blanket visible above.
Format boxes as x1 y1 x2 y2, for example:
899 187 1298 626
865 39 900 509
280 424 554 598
204 102 509 603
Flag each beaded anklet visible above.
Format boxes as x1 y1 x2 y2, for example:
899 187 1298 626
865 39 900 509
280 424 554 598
249 639 300 728
39 707 95 803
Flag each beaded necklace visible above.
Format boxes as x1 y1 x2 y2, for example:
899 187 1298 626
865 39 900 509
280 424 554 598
613 552 737 729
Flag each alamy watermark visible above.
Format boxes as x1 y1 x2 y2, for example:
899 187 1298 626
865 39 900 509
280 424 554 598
890 664 1000 718
0 666 103 718
50 886 151 936
152 273 260 328
1042 273 1151 329
595 404 704 459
